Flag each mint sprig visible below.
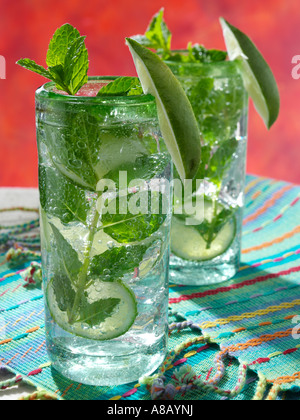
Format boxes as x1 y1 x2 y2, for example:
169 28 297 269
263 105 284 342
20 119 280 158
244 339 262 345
131 8 171 55
16 59 53 79
17 23 89 95
39 165 95 225
97 76 143 96
187 43 227 63
131 8 227 63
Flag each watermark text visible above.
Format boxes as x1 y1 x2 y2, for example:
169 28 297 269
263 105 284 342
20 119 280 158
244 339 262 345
0 55 5 79
95 174 205 226
291 55 300 80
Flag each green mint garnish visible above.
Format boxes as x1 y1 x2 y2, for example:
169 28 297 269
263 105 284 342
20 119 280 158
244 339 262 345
49 220 147 326
46 23 81 67
89 245 147 281
39 165 95 225
50 223 83 289
187 43 227 63
182 43 227 64
50 272 76 315
17 23 88 95
131 8 226 63
97 76 143 96
131 8 171 55
15 59 54 79
77 297 121 327
104 152 170 189
42 153 167 325
101 190 166 243
19 20 170 336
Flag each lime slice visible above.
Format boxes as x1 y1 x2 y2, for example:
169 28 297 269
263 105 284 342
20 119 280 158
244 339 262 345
171 200 236 261
220 18 279 129
126 38 201 181
47 278 137 341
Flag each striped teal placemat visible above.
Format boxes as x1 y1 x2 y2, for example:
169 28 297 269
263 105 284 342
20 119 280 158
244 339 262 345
0 175 299 400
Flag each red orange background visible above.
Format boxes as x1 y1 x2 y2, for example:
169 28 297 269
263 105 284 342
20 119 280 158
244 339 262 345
0 0 300 187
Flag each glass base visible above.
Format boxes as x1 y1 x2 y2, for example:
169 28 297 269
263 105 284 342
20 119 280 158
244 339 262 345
47 333 167 386
169 246 240 286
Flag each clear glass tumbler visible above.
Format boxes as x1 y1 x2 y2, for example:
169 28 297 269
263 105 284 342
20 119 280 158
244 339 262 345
36 77 172 386
165 58 248 286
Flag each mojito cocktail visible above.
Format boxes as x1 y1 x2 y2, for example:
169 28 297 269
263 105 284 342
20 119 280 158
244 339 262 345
131 9 279 286
167 58 248 285
18 22 201 387
36 78 172 385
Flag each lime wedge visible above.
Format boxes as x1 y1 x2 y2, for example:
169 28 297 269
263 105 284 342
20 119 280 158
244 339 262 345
220 18 280 129
126 38 201 181
47 278 137 341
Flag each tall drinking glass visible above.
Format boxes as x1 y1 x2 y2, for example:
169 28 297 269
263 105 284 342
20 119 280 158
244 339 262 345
36 77 172 386
165 57 248 286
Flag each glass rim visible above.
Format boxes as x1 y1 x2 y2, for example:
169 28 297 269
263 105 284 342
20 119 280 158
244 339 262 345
35 76 155 106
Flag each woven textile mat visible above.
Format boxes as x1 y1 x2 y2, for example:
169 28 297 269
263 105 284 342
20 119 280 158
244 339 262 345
0 175 300 400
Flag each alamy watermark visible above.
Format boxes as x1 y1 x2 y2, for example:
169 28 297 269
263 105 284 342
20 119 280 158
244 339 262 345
0 55 6 79
291 55 300 80
95 173 205 226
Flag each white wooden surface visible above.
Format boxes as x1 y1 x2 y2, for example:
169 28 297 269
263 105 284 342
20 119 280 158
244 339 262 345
0 188 40 400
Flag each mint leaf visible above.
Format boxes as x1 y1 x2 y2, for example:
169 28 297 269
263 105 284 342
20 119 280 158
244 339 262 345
189 78 214 104
132 10 227 65
63 35 89 94
49 272 121 328
182 73 243 144
50 223 82 286
192 138 238 190
47 64 66 91
46 23 81 67
212 207 235 234
187 43 227 63
132 8 171 54
41 110 101 190
39 165 95 225
194 205 234 250
203 89 243 139
89 245 147 281
97 77 143 96
192 144 211 181
104 152 170 189
16 58 53 79
47 28 88 94
206 49 227 62
157 44 227 64
194 207 233 239
206 137 238 186
50 274 76 314
17 23 88 95
127 85 144 96
146 8 171 52
101 191 166 243
78 297 120 326
131 10 226 63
